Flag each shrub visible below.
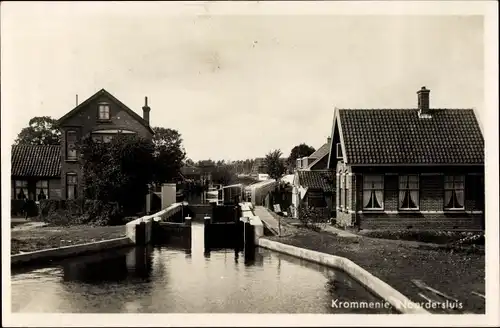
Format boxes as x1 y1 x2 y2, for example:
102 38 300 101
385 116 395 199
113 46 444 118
297 205 329 231
84 200 124 226
39 198 124 226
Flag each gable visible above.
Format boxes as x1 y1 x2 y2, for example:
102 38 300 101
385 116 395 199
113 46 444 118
327 110 346 169
306 142 330 170
338 108 484 165
309 155 329 170
58 89 154 135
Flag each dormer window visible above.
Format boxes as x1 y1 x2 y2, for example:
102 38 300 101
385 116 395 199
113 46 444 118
98 103 110 120
336 143 343 159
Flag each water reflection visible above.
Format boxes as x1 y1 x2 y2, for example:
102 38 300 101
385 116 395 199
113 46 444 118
11 223 395 313
59 246 154 283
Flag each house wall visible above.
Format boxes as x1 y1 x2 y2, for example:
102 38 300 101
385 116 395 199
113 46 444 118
62 94 152 139
336 162 355 227
309 155 329 170
11 177 62 200
335 165 484 231
59 94 153 199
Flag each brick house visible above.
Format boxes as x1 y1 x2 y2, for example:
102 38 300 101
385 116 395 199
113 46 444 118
328 87 484 231
11 145 62 215
11 89 154 203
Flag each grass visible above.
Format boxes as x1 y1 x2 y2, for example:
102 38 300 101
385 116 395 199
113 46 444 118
358 229 484 246
267 229 485 314
11 225 127 255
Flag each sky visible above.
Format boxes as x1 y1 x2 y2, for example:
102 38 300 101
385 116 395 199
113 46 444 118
1 2 486 162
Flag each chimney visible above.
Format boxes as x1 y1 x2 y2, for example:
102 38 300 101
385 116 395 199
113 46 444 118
142 96 151 124
417 86 430 114
327 136 332 144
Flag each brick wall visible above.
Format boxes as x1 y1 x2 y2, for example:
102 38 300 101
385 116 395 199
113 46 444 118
358 212 483 231
48 178 62 199
351 167 485 231
420 175 443 211
335 162 355 227
59 93 153 199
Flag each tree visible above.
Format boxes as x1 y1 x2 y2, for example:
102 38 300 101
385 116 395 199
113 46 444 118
211 164 236 186
79 134 155 218
287 143 316 169
264 149 286 180
14 116 61 145
152 127 186 184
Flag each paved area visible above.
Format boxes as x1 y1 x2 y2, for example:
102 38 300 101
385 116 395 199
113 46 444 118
253 206 294 236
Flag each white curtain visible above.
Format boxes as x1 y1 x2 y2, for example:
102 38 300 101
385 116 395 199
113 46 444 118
409 190 419 208
399 190 406 208
363 190 371 208
455 190 464 208
444 190 453 208
374 190 383 208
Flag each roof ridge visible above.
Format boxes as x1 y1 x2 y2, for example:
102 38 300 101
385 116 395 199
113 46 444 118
337 108 474 111
12 144 60 148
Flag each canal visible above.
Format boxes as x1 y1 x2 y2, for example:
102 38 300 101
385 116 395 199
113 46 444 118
11 223 395 313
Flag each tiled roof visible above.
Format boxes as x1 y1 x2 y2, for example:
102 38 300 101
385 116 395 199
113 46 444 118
297 170 335 192
11 145 61 177
307 142 330 169
338 109 484 165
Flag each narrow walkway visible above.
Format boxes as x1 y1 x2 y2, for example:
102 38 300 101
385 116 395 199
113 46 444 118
253 206 288 235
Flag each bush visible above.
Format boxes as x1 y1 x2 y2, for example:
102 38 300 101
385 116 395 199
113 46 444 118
297 205 329 231
84 200 124 226
39 198 125 226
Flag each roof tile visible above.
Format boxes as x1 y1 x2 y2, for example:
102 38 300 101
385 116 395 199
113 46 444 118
297 170 335 192
11 145 61 177
339 109 484 165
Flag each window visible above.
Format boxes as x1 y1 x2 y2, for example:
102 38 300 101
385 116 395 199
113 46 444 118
66 173 78 200
13 180 28 200
363 175 384 210
344 174 349 210
66 130 77 160
444 175 465 210
339 173 344 208
399 175 419 210
98 103 110 120
336 143 343 159
92 135 112 143
36 180 49 200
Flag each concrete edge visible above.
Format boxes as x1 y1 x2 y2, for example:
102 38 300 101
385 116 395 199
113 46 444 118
11 237 134 266
257 238 429 314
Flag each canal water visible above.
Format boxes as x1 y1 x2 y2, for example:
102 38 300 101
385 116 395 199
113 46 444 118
11 223 394 313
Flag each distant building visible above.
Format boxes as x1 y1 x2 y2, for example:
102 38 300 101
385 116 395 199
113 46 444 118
250 158 266 176
295 137 331 171
292 137 334 218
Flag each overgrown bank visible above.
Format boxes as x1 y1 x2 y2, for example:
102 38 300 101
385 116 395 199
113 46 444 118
266 228 485 314
11 225 126 255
